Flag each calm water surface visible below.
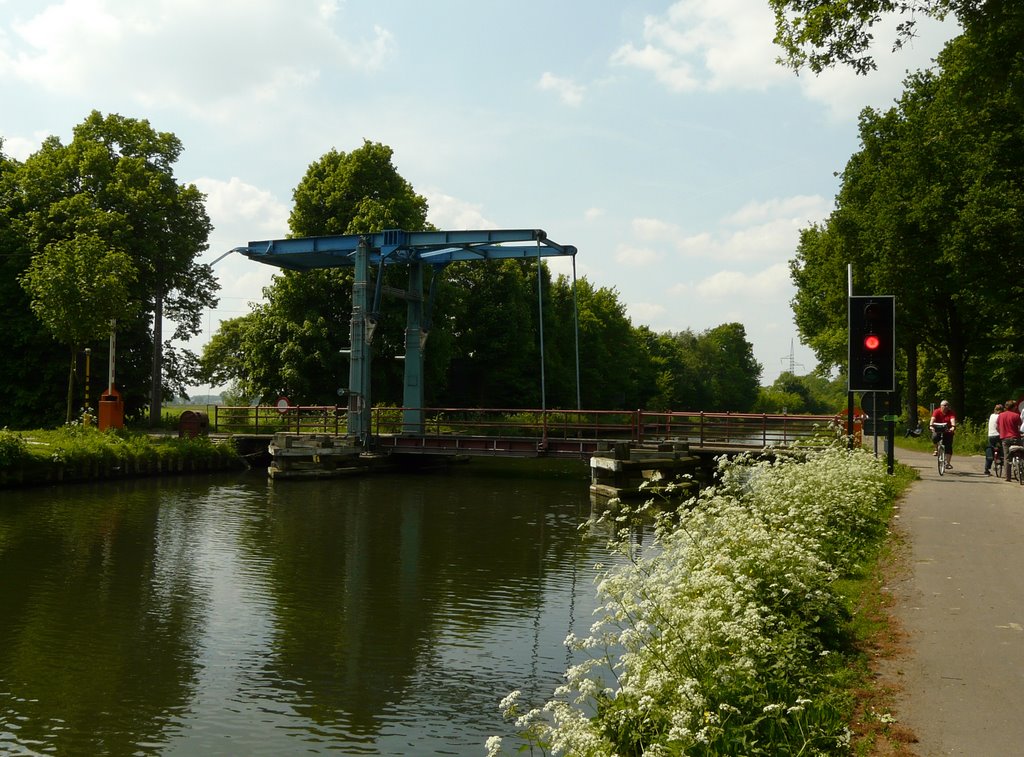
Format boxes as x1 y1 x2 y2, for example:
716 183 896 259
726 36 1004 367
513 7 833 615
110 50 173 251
0 460 632 756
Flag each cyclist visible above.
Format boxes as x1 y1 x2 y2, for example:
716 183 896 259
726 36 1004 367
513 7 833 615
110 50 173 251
985 403 1004 476
997 400 1023 482
930 400 956 470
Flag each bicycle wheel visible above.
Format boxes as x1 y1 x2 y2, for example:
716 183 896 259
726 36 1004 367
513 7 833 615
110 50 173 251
1016 457 1024 486
938 442 946 475
995 450 1004 479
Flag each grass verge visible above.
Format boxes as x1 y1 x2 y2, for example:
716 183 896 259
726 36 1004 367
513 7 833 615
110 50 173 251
841 460 920 755
0 424 242 485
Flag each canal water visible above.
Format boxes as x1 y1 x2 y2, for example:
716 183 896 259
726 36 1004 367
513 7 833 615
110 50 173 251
0 460 635 756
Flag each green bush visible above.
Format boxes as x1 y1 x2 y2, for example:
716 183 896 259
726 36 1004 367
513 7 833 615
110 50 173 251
3 426 240 472
0 428 29 466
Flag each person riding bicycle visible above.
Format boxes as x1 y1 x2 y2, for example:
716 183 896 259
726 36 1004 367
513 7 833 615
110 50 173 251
997 400 1023 482
986 403 1004 476
930 400 956 470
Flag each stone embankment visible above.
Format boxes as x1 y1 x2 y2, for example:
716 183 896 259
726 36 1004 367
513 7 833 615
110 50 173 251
0 453 246 488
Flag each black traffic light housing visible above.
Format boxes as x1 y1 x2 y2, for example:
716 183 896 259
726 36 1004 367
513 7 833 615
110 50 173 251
848 295 895 392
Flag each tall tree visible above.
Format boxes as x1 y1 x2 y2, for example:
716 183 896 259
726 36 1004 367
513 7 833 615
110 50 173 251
440 259 542 409
546 277 643 410
0 144 68 427
14 111 217 423
790 30 1024 421
698 323 764 411
20 234 137 422
289 140 429 237
202 141 431 404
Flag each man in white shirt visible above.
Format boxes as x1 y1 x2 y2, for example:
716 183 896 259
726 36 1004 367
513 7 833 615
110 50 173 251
986 403 1003 475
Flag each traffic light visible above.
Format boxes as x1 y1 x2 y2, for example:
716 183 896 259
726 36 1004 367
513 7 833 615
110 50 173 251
848 295 895 392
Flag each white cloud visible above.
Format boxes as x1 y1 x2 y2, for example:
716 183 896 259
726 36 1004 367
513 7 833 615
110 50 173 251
424 189 497 230
537 72 585 106
793 14 959 120
611 0 959 124
724 195 828 226
0 132 47 160
691 262 791 300
4 0 396 121
629 194 829 263
611 0 788 92
614 244 664 266
610 41 699 92
191 177 288 312
584 207 605 222
674 219 795 262
633 216 681 241
625 301 667 324
184 177 288 372
195 176 290 240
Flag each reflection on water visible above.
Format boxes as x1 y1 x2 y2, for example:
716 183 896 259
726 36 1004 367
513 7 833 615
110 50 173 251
0 461 632 755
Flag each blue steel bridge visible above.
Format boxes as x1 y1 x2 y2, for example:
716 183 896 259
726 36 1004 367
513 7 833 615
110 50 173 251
230 228 579 447
225 228 842 459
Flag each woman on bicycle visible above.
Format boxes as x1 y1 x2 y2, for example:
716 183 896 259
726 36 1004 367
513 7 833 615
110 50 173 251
930 400 956 470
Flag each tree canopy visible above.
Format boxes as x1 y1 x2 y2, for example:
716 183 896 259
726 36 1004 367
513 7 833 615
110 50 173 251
6 111 217 424
289 140 429 237
20 234 137 422
768 0 1005 75
789 28 1024 421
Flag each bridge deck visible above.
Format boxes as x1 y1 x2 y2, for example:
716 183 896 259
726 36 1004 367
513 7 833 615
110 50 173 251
212 407 847 460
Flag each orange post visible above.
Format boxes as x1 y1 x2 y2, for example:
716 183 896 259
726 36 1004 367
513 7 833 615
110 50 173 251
98 387 124 431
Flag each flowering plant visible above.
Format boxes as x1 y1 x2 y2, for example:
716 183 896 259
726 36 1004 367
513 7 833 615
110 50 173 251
492 443 891 755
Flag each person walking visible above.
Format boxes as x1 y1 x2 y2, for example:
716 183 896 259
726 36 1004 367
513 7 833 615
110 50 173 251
930 400 957 470
985 403 1004 475
997 400 1022 481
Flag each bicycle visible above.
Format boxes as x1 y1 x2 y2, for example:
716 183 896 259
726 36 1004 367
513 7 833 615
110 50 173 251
1009 442 1024 485
993 442 1004 479
932 422 951 475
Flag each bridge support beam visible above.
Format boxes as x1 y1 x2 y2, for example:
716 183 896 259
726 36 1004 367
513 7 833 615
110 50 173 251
403 262 425 433
348 237 372 444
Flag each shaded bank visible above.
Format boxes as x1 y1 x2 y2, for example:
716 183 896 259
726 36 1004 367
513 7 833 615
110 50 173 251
0 427 243 488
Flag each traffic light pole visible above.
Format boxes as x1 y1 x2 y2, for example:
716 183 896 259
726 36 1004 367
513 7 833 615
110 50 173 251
887 387 897 475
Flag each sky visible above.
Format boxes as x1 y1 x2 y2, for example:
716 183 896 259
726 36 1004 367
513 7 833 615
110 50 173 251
0 0 961 395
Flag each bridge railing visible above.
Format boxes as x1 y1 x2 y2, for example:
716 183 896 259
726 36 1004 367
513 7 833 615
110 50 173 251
209 404 842 448
636 411 843 448
370 407 637 439
369 407 842 448
212 405 346 434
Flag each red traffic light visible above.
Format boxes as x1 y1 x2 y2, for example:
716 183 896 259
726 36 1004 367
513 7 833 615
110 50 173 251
863 334 881 350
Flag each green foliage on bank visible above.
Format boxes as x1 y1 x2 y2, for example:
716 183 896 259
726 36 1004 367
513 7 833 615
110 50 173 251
754 371 849 415
0 425 241 483
491 443 912 755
